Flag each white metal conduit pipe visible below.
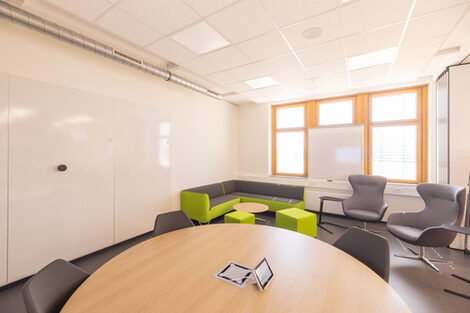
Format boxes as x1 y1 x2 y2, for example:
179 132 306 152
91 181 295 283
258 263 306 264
0 0 223 100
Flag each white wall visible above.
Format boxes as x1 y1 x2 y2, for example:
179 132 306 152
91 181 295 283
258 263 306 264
0 19 237 211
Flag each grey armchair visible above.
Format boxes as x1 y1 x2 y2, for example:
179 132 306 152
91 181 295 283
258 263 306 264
23 259 89 313
342 174 388 231
333 227 390 282
387 183 466 272
153 211 194 237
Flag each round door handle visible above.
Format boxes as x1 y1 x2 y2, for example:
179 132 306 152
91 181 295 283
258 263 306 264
57 164 67 172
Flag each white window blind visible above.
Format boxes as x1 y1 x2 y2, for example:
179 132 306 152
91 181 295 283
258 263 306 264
372 125 417 181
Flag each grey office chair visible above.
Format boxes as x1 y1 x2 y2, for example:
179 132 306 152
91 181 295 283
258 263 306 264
153 211 194 236
342 174 388 231
387 183 466 272
23 259 89 313
333 227 390 282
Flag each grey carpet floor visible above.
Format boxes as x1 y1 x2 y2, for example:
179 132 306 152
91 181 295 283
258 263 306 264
1 212 469 313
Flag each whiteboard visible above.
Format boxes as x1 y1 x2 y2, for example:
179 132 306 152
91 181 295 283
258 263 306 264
308 125 363 180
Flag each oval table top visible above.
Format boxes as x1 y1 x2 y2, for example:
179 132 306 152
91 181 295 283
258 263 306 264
233 202 269 213
61 224 411 313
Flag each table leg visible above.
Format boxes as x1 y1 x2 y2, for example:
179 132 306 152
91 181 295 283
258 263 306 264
317 199 334 234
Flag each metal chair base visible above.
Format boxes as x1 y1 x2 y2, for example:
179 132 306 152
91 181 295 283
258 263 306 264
394 246 452 272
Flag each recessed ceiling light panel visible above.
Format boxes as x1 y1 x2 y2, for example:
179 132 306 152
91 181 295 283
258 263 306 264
244 76 280 89
171 21 229 55
348 47 397 71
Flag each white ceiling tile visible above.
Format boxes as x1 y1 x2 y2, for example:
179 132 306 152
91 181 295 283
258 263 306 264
282 79 317 93
349 64 390 82
392 56 431 75
256 53 302 74
350 77 387 89
179 57 220 75
271 69 311 84
440 7 470 50
241 85 287 98
306 58 347 77
345 23 404 56
397 36 446 60
206 71 238 85
404 5 469 43
118 0 201 35
280 10 343 50
413 0 470 17
44 0 113 21
226 63 268 81
262 0 338 27
95 8 163 46
146 37 196 63
339 0 412 36
183 0 238 17
314 72 349 91
205 0 276 43
223 94 254 104
295 40 345 66
224 82 252 93
237 31 291 62
201 46 251 70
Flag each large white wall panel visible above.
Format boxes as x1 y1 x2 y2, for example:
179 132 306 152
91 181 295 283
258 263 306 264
8 76 115 281
449 64 470 186
0 73 7 285
114 100 171 242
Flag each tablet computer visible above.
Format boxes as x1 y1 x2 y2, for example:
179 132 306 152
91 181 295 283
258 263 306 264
252 258 273 291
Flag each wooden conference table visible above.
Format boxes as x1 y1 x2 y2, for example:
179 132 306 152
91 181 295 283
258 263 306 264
61 224 411 313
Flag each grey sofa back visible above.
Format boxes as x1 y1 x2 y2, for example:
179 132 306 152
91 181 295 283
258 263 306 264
185 183 224 199
223 180 304 200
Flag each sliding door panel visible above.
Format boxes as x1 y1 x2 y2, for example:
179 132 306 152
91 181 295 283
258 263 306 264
8 76 115 281
114 100 171 242
0 73 7 286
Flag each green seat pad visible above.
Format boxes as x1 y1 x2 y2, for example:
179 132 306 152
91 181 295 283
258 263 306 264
276 208 317 237
225 211 255 224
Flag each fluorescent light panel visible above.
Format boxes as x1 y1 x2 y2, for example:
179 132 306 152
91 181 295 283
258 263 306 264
348 47 397 71
244 76 280 89
171 21 229 55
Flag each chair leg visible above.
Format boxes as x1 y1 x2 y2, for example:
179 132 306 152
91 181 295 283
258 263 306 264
394 246 450 272
362 221 385 234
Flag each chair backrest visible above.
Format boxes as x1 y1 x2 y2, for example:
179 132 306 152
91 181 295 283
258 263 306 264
153 211 194 236
333 227 390 282
416 183 466 229
23 259 89 313
343 174 387 213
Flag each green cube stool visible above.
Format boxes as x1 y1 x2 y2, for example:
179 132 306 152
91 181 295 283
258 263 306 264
224 211 255 224
276 208 317 237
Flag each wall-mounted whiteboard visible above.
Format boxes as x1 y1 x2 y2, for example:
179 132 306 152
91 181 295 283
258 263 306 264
308 125 363 181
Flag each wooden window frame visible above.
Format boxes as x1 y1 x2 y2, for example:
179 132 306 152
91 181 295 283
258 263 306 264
271 85 428 183
366 86 427 184
271 102 308 177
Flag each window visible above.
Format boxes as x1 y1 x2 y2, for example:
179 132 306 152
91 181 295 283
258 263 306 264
272 103 307 176
271 86 427 182
318 99 354 126
368 88 425 183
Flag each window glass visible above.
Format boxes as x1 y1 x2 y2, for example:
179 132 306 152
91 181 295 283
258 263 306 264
276 131 304 174
319 100 353 125
276 106 304 129
372 92 417 122
372 125 417 181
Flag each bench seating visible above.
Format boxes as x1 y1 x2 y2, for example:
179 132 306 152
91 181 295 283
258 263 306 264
181 180 305 223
